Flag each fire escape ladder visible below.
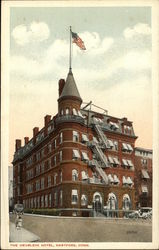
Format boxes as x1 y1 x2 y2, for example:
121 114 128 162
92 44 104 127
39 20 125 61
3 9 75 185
92 144 108 167
94 124 110 149
91 160 109 184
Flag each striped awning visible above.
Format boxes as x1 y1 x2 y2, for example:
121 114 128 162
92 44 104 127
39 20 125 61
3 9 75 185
141 169 150 179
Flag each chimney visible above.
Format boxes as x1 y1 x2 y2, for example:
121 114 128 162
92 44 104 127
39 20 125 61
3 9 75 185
24 137 29 145
33 127 39 137
44 115 51 127
15 139 21 151
58 79 65 96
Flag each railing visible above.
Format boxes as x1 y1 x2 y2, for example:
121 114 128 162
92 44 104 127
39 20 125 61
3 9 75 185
56 115 85 125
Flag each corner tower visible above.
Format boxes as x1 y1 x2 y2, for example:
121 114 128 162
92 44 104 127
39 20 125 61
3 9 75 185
58 69 82 116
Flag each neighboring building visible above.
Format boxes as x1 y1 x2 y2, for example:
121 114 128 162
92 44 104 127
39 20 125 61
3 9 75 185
13 69 139 217
9 166 14 210
134 147 152 208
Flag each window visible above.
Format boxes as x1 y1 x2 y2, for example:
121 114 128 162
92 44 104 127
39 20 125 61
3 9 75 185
93 136 98 144
26 183 33 194
48 175 51 187
36 165 40 175
81 194 88 206
49 193 52 207
37 196 40 208
45 194 48 207
54 173 57 185
41 177 45 189
60 171 62 182
72 108 78 116
72 189 78 204
54 156 56 166
66 108 70 115
36 152 41 161
48 144 52 153
113 141 118 151
81 171 88 180
41 162 45 173
35 180 40 191
108 174 114 184
54 192 58 206
41 148 45 157
109 122 119 130
141 169 150 179
73 131 79 142
60 109 64 115
54 139 57 148
60 132 63 144
60 190 63 206
73 149 80 160
141 185 148 194
81 152 89 162
59 151 62 162
113 175 120 185
141 158 148 165
82 134 89 143
41 195 44 207
48 158 51 169
72 169 78 181
122 143 133 153
34 197 36 208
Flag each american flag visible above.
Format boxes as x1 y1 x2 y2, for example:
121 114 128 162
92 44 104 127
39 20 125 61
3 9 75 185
71 31 86 50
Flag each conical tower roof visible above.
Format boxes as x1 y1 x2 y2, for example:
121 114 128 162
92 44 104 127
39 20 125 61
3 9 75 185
59 70 82 102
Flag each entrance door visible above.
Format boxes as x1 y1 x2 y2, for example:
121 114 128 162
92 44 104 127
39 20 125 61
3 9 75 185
93 195 102 213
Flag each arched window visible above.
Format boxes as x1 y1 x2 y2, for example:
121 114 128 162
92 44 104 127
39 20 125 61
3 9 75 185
66 108 70 115
123 194 131 210
60 109 64 115
72 169 78 181
81 194 88 206
107 193 118 218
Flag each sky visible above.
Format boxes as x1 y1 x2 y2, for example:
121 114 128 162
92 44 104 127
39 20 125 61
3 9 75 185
9 6 152 165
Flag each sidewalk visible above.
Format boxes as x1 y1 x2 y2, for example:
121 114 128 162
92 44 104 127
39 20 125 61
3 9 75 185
10 222 40 242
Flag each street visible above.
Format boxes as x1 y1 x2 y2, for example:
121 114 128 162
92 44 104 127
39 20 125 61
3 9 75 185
10 214 152 242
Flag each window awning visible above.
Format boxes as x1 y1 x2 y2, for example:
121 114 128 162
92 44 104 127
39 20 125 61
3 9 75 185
73 108 78 116
82 134 89 142
127 177 133 184
82 152 89 161
142 169 150 179
127 144 133 151
72 189 78 195
108 174 114 182
141 186 148 193
113 158 120 165
73 149 80 158
108 156 114 164
127 160 133 167
122 143 128 150
73 131 78 136
108 139 114 147
122 176 127 184
122 159 128 166
72 169 78 175
114 175 120 183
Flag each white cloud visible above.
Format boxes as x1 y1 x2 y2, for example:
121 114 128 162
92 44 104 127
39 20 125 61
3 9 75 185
12 22 50 46
123 23 151 39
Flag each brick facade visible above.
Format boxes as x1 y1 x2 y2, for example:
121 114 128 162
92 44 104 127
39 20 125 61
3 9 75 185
12 70 152 216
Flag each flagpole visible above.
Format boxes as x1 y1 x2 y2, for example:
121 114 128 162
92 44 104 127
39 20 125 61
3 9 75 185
69 26 72 73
